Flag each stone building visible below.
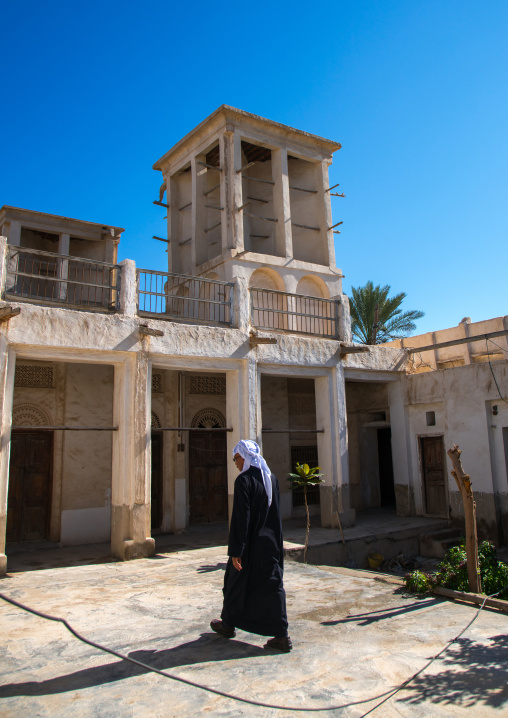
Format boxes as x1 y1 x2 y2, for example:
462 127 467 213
0 106 506 575
384 316 508 545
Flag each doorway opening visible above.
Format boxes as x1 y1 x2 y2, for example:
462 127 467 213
378 427 395 507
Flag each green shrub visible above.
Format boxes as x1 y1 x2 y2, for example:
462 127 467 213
404 540 508 599
403 570 435 594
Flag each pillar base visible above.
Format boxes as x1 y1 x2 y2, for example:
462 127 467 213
320 485 356 528
112 538 155 562
0 554 6 576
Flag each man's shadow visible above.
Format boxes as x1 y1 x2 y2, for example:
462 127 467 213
0 633 268 698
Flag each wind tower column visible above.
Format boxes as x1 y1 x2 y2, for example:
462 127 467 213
272 147 293 258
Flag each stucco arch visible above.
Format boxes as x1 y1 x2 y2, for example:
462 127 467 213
191 407 226 429
12 403 52 427
249 268 285 292
296 275 329 299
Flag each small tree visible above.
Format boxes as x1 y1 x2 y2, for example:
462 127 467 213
287 463 324 563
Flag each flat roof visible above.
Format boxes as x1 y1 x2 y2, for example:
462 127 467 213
153 105 341 170
0 205 124 234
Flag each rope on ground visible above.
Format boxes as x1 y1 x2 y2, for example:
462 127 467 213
0 587 505 715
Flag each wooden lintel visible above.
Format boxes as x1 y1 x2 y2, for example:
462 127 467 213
250 337 278 345
0 306 21 323
139 326 164 337
339 343 370 354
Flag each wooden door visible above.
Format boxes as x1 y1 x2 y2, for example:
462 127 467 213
7 432 53 543
420 436 447 516
151 432 163 530
189 431 228 523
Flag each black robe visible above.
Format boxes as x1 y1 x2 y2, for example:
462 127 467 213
221 466 288 637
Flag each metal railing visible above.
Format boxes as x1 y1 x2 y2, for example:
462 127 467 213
250 287 340 339
5 246 121 310
137 269 234 327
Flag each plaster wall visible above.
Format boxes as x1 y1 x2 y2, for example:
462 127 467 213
406 361 508 541
60 363 113 544
386 316 508 372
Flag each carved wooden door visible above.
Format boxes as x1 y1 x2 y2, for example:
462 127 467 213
189 431 228 523
7 432 53 543
420 436 447 516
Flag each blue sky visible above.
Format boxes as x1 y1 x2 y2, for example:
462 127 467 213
2 1 507 335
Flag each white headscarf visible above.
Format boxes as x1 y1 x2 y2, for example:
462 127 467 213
233 439 273 506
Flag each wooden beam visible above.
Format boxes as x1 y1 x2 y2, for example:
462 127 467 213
12 425 118 431
405 329 508 354
0 306 21 323
139 325 164 337
339 343 370 354
249 334 278 345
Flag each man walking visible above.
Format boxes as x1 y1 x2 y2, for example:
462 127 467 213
210 439 292 652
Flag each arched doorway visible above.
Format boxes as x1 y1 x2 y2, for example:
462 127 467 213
188 408 228 523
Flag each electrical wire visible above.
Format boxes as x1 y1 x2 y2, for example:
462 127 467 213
0 585 506 715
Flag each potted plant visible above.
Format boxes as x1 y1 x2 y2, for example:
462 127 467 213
287 463 324 563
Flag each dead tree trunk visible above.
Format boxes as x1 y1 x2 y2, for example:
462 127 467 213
447 445 481 594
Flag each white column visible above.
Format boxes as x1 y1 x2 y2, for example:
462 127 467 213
118 259 137 317
0 338 15 575
224 130 244 253
388 377 414 516
167 172 179 274
318 159 337 268
0 236 8 298
111 354 155 561
272 148 293 258
226 357 259 520
190 155 203 272
315 365 355 529
8 221 21 247
234 276 250 332
57 233 70 302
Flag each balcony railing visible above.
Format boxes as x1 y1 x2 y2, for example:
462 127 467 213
137 269 234 327
250 287 340 339
5 246 121 311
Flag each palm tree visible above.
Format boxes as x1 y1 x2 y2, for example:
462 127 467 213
287 463 324 563
349 281 424 344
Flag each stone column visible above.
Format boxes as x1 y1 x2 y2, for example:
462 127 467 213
111 353 155 561
0 337 15 575
191 154 205 271
8 221 21 247
57 233 70 302
339 294 352 343
272 148 293 258
234 276 250 332
317 159 337 268
226 357 259 520
315 366 355 529
0 236 8 298
167 172 179 274
223 130 244 253
388 377 414 516
118 259 137 317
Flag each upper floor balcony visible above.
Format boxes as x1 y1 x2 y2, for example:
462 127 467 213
1 242 345 341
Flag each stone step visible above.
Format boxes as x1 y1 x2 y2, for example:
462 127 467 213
419 528 463 559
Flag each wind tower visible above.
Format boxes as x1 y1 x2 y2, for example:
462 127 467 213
153 106 344 302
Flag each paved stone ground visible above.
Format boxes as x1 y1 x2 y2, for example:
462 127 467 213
1 544 507 717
